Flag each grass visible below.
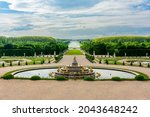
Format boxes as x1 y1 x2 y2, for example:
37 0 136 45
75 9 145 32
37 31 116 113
0 56 53 67
65 49 83 55
96 57 150 66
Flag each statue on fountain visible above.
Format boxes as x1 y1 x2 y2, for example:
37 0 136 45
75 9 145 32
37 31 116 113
54 56 96 79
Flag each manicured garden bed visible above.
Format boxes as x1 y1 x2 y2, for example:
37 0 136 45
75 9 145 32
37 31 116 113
65 49 83 55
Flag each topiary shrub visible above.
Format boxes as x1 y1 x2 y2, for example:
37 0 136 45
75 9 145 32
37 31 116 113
31 76 41 80
139 62 142 67
18 61 20 66
10 61 12 66
48 60 51 64
135 75 149 81
123 61 125 65
2 73 14 80
112 77 122 81
105 59 109 64
114 60 117 65
2 63 5 67
130 61 133 66
84 76 95 81
55 76 68 81
33 61 35 65
25 61 28 65
99 59 101 64
148 63 150 68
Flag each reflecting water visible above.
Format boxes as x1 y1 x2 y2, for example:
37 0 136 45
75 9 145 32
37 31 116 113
14 68 136 79
69 41 80 49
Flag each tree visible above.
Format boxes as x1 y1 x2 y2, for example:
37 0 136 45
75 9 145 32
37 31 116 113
4 44 13 49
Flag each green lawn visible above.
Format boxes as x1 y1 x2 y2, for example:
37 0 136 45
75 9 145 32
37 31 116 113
65 49 83 55
0 56 53 67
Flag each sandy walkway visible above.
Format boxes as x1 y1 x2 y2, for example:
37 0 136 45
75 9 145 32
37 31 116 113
0 55 150 100
0 80 150 100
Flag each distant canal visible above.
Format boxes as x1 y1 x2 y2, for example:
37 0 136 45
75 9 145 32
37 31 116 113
69 41 80 49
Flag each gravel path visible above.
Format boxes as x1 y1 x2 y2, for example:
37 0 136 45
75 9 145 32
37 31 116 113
0 55 150 100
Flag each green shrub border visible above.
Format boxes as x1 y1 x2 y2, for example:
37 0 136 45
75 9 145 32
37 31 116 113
2 73 14 80
84 76 95 81
31 75 41 80
55 76 68 81
1 66 149 81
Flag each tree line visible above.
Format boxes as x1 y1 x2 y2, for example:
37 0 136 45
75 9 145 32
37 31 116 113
81 36 150 56
0 36 69 56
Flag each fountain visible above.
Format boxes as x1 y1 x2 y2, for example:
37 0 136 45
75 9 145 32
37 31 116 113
54 56 96 79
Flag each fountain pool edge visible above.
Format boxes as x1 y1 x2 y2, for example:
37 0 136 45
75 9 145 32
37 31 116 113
7 66 142 80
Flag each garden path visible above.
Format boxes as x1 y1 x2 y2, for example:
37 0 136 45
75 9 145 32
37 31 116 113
1 55 150 100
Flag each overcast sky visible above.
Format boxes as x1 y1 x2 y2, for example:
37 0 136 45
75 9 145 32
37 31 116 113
0 0 150 39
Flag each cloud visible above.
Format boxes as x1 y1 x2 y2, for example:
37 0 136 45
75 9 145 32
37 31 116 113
10 24 34 31
0 0 150 39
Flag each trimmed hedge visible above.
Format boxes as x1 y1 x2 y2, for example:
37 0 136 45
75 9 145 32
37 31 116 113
84 76 95 81
31 76 41 80
55 76 68 81
55 54 63 63
112 77 122 81
2 73 14 80
135 75 149 81
85 53 95 63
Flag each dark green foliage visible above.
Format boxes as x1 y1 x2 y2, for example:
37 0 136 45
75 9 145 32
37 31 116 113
123 61 125 65
112 77 122 81
55 54 63 63
25 61 28 65
10 61 12 66
99 59 101 64
81 36 150 56
85 53 95 63
139 62 142 67
18 61 21 66
148 63 150 68
41 59 44 64
0 36 68 56
84 77 95 81
135 75 149 81
105 59 109 64
114 60 117 65
4 44 14 49
48 59 51 64
55 76 68 81
2 63 5 67
3 73 14 80
33 61 35 64
130 61 133 66
31 76 41 80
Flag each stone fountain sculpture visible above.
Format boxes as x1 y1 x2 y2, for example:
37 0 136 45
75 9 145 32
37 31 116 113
55 56 95 79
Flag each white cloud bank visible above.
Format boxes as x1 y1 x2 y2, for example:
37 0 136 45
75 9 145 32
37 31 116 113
0 0 150 39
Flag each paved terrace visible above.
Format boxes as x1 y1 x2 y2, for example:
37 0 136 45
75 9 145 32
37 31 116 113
0 55 150 100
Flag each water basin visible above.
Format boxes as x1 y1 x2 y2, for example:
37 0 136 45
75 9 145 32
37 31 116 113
14 68 136 79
